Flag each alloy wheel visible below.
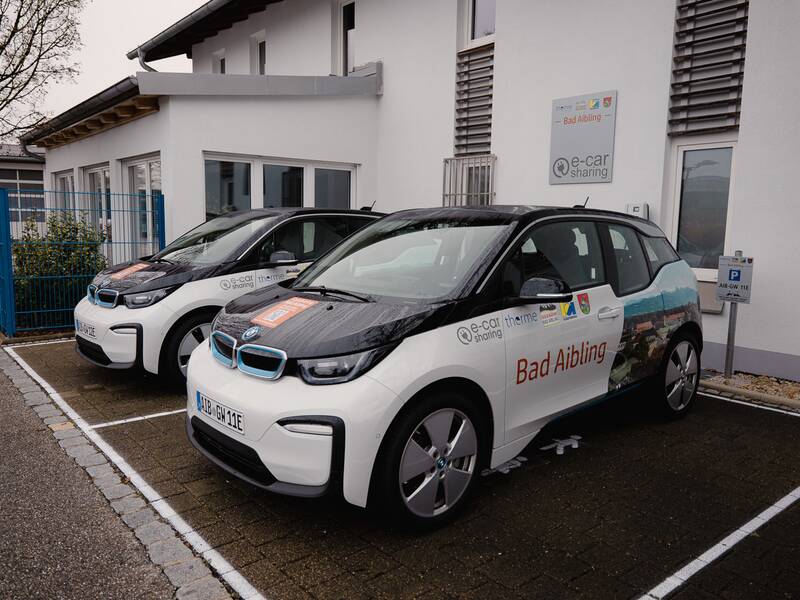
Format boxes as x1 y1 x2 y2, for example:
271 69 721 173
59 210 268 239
665 340 698 411
399 408 477 518
177 323 212 377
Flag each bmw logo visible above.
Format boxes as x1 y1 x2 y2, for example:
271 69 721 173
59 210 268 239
242 326 261 341
436 457 446 470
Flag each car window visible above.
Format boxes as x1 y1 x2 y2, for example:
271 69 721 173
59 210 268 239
258 217 350 264
347 216 376 235
641 236 679 274
499 221 604 296
608 224 651 295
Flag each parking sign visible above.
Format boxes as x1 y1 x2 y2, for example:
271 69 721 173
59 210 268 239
716 256 754 303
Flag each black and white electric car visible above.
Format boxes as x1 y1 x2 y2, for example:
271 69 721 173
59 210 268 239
186 206 702 526
74 208 381 381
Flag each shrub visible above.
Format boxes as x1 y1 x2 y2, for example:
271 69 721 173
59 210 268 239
12 211 108 330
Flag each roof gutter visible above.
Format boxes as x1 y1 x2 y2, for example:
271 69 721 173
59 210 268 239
125 0 233 62
19 76 140 145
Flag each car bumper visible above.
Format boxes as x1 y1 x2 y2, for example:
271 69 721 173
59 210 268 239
74 298 142 369
186 343 400 507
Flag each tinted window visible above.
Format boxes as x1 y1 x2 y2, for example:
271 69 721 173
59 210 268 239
608 224 650 295
347 216 376 235
641 236 679 274
499 221 604 296
259 217 349 264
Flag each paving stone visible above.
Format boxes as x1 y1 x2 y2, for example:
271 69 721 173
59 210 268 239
122 508 159 529
50 422 76 433
163 557 212 588
111 495 146 515
43 415 68 425
59 436 89 449
76 452 107 468
65 443 95 458
24 395 50 407
135 520 175 545
53 427 80 439
86 463 115 478
93 474 122 489
175 575 230 600
101 483 135 501
34 408 62 419
33 402 59 413
147 537 194 566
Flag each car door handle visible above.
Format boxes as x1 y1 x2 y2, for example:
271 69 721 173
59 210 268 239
597 307 622 320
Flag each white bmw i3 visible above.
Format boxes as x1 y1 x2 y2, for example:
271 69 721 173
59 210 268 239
186 206 702 526
73 208 380 381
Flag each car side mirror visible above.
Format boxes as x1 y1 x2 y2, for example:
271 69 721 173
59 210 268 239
514 277 573 305
268 250 298 265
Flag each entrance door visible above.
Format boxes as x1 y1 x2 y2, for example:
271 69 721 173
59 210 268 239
502 220 622 439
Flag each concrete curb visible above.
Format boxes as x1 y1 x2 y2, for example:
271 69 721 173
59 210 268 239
700 379 800 412
0 349 235 600
0 332 74 345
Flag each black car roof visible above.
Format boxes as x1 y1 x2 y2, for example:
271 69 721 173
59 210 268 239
388 205 665 237
213 207 384 222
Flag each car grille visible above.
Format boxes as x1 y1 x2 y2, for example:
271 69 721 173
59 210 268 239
190 417 276 486
75 336 112 366
210 331 236 367
237 344 287 380
95 289 119 308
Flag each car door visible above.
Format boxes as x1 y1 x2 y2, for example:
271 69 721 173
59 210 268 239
252 215 352 287
601 222 666 391
502 219 623 440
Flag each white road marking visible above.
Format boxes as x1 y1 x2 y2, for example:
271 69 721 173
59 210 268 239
540 435 582 455
698 390 799 418
6 337 75 347
4 347 265 600
639 484 800 599
90 409 188 430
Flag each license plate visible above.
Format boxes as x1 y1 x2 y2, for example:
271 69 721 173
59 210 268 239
75 319 96 338
196 391 244 435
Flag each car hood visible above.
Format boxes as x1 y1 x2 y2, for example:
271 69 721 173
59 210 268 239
91 260 225 294
214 285 454 358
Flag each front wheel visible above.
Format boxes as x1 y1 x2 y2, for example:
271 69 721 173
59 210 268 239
655 332 701 418
373 391 484 528
161 313 214 383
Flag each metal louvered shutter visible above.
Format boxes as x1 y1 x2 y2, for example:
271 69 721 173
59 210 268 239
454 43 494 156
669 0 748 136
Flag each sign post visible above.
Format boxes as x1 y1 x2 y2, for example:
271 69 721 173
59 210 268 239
716 251 754 378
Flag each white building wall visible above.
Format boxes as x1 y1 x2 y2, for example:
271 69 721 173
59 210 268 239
695 0 800 372
191 0 333 76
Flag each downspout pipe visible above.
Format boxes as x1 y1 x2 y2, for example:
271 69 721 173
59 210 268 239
138 49 157 72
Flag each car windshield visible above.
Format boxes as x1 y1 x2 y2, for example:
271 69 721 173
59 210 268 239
292 213 514 302
151 213 278 266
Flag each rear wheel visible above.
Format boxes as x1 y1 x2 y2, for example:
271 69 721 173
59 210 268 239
373 391 484 528
655 332 700 418
161 313 214 383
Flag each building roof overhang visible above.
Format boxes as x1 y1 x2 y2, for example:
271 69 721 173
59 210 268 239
126 0 281 63
19 76 160 149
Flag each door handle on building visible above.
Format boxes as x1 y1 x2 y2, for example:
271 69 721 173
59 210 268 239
597 307 622 320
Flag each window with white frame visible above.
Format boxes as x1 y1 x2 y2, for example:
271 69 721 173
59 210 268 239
250 32 267 75
205 153 355 215
341 2 355 75
53 170 75 211
673 144 734 272
212 50 226 74
470 0 495 41
125 156 162 258
0 166 44 223
84 164 111 223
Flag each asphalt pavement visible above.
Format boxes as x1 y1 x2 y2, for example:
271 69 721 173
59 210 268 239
0 366 174 600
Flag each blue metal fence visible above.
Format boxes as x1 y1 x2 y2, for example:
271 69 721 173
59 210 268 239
0 188 165 336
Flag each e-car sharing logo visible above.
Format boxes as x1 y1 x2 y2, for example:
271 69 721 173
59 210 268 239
220 274 255 291
457 317 503 345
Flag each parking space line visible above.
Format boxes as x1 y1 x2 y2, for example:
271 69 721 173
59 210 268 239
89 409 188 430
4 346 265 600
6 337 75 348
698 390 799 418
639 484 800 599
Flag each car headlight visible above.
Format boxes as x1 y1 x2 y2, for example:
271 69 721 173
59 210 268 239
297 344 396 385
123 287 175 309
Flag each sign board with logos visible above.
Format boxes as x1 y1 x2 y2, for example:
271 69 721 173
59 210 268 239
716 255 754 304
549 90 617 185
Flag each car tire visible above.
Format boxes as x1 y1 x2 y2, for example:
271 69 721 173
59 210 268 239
161 312 215 383
372 390 485 529
654 331 701 419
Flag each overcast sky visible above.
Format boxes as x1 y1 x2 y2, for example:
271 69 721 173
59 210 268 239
42 0 209 116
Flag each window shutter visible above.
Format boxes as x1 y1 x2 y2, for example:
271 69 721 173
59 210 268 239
454 43 494 155
669 0 748 136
